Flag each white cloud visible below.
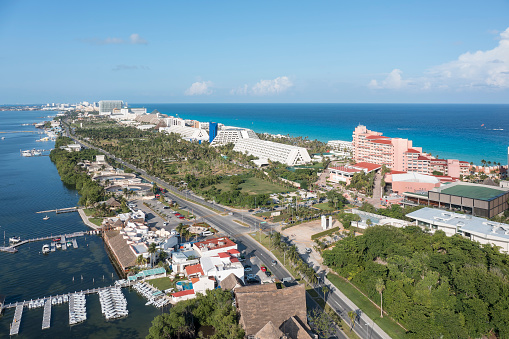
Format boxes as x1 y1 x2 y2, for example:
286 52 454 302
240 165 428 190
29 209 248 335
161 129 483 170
369 27 509 91
368 69 407 89
80 33 148 45
230 84 248 95
251 76 293 95
185 81 213 96
129 33 148 45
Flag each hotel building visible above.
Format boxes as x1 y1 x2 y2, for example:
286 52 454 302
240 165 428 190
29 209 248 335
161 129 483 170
352 125 469 177
233 138 311 166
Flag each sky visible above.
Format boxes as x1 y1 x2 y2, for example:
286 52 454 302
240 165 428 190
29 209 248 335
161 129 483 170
1 0 509 104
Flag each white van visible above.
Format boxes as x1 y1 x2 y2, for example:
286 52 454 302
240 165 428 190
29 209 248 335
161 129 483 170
201 230 213 236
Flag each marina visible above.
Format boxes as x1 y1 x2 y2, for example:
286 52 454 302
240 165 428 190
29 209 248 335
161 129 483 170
36 206 78 214
0 231 86 253
1 281 134 335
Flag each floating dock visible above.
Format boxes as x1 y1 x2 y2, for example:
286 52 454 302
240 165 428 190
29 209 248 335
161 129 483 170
72 238 78 249
9 304 23 336
0 231 86 253
42 298 51 330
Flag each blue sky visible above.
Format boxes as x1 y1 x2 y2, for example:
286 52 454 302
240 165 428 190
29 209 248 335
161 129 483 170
1 0 509 104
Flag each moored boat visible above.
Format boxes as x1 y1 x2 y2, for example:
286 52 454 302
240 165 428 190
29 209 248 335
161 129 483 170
9 236 21 243
42 244 50 254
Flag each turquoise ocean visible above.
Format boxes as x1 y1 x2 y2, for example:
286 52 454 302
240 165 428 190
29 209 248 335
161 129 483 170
139 103 509 165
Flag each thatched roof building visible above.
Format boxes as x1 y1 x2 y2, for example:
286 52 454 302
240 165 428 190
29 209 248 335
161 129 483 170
235 284 312 339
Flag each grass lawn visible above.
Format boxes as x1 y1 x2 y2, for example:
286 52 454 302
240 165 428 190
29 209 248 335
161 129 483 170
327 274 407 339
84 208 95 216
148 277 173 291
89 217 103 226
206 176 295 196
314 203 336 211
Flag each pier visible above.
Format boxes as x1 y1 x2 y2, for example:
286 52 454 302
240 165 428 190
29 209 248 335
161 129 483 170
0 231 86 253
42 299 51 330
3 281 131 335
9 304 23 336
36 207 78 214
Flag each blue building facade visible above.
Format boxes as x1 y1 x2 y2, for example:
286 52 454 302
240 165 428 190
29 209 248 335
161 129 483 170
209 122 218 143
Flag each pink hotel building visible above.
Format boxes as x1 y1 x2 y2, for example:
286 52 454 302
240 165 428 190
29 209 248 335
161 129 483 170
352 125 470 178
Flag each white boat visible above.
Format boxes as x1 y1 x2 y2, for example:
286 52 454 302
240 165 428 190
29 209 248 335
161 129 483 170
32 149 42 156
21 150 31 157
9 236 21 243
42 244 50 254
43 215 50 220
56 242 62 249
1 137 5 140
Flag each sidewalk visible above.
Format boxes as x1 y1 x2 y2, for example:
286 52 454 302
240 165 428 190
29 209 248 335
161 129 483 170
77 208 101 230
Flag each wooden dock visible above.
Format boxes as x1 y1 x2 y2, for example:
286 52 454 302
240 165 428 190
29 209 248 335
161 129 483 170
72 238 78 249
9 304 23 336
0 231 86 253
42 299 51 330
36 207 77 214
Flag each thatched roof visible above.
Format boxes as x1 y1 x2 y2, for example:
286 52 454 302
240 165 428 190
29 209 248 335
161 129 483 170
255 321 285 339
235 284 309 338
280 316 313 339
104 230 136 271
105 197 121 207
219 273 244 291
482 178 498 186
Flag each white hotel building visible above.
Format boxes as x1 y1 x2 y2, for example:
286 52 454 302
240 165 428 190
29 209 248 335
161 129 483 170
210 127 259 146
233 138 311 166
406 207 509 253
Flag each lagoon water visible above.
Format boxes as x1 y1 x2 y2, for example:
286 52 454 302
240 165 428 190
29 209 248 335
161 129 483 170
0 110 160 338
140 103 509 165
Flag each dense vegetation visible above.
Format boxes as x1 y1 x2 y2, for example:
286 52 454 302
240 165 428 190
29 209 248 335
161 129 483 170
146 289 244 339
50 137 104 206
323 226 509 338
257 133 329 154
358 202 423 221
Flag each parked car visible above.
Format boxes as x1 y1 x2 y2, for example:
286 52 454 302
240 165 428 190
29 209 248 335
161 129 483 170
163 222 169 226
260 266 267 272
305 248 312 253
201 230 213 236
246 274 256 280
178 216 185 220
265 271 272 277
244 266 252 272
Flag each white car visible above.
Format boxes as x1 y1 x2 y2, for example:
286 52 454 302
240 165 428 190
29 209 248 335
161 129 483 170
244 266 252 272
201 231 213 236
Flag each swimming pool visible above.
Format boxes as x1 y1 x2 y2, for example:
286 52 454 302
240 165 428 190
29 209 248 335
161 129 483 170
176 281 193 291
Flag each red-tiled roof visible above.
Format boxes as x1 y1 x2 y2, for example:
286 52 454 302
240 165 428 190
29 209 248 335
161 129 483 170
194 237 236 251
172 289 195 298
217 252 230 258
417 156 430 160
370 139 392 145
230 257 240 263
190 277 200 284
353 162 382 172
185 264 204 276
227 249 240 255
390 170 407 175
406 149 421 153
366 135 389 139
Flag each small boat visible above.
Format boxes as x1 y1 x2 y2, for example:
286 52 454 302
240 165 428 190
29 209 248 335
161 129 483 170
52 237 61 242
43 215 50 220
67 241 72 247
9 236 21 243
21 150 31 157
1 137 5 140
42 244 50 254
56 243 62 249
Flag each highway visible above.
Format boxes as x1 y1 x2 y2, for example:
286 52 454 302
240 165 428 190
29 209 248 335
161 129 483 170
64 122 390 339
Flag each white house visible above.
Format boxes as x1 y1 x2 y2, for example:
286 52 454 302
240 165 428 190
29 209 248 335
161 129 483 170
233 139 312 166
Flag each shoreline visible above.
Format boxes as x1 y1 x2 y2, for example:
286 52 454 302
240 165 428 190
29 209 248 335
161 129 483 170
77 208 100 230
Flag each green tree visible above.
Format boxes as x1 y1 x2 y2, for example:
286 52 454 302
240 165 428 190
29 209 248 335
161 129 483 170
375 277 385 318
148 243 157 268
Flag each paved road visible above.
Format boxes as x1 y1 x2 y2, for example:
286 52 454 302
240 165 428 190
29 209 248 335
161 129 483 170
65 121 389 339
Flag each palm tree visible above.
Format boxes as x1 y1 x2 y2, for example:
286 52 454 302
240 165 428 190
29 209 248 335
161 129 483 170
321 285 330 302
375 277 385 318
136 254 147 266
347 310 356 330
148 243 157 267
